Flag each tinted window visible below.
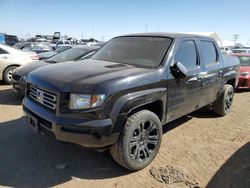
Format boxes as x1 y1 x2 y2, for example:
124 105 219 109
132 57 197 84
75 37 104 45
48 48 88 63
0 48 8 54
174 41 197 70
58 41 63 45
92 37 172 68
200 41 217 67
65 41 70 44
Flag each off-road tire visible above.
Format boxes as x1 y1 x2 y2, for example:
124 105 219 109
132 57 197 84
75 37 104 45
212 84 234 116
110 110 162 171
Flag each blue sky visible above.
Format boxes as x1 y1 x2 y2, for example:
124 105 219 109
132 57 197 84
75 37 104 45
0 0 249 43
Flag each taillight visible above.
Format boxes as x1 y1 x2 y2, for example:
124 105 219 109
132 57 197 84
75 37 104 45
31 55 39 60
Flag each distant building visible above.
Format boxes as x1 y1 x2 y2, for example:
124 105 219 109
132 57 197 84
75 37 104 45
221 40 234 47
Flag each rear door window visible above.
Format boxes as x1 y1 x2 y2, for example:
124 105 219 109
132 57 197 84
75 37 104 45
199 41 219 69
174 40 197 71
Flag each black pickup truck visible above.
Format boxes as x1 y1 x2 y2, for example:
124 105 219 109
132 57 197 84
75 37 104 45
23 33 239 171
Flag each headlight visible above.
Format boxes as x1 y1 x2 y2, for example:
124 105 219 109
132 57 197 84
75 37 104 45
69 94 106 110
240 72 250 76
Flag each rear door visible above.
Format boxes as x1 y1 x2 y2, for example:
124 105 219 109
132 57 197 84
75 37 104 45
167 39 202 121
198 40 224 107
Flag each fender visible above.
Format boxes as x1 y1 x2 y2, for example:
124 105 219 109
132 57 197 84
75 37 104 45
111 88 167 118
223 65 240 86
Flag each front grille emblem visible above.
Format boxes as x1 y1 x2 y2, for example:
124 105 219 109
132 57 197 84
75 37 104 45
36 90 44 103
30 85 56 110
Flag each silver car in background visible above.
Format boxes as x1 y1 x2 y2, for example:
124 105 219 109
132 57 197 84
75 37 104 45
0 44 38 84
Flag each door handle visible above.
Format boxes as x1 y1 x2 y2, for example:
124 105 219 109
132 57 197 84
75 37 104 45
1 56 8 59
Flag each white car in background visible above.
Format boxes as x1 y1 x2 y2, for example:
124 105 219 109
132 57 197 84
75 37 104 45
0 44 38 84
49 40 71 50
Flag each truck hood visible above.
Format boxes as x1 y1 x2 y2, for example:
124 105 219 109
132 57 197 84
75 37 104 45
240 66 250 73
28 59 156 93
15 60 51 77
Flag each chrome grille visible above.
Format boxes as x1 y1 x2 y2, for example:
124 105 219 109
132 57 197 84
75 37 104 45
29 85 56 110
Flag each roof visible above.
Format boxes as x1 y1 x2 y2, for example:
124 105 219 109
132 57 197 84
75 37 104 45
182 32 222 41
118 32 214 40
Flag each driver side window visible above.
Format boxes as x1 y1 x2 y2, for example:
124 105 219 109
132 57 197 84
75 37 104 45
174 41 197 71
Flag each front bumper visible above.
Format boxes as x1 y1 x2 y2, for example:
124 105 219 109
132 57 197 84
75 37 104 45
23 97 120 148
12 76 26 96
237 76 250 89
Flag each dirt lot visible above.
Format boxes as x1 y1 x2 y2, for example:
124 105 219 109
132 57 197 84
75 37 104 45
0 83 249 188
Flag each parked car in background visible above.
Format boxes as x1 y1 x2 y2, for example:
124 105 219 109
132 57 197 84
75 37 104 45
16 42 52 53
38 46 73 60
233 53 250 89
232 48 250 54
0 44 38 84
50 40 71 50
12 46 100 95
220 46 233 55
81 38 99 46
23 33 239 171
0 33 18 46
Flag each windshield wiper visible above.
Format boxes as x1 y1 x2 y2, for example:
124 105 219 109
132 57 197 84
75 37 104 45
45 60 57 64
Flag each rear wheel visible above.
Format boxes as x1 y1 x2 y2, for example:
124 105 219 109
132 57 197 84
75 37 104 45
3 66 18 85
110 110 162 171
212 84 234 116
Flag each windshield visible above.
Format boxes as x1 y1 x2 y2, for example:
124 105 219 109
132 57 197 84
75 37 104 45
55 46 72 53
238 56 250 66
48 48 87 63
91 36 172 68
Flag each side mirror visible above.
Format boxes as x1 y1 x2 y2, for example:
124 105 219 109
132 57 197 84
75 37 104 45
170 61 188 79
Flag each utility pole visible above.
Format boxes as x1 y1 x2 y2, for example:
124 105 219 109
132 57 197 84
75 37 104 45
247 39 250 45
232 34 239 44
146 24 148 32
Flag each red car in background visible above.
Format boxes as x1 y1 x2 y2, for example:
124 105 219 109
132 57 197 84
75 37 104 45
233 53 250 89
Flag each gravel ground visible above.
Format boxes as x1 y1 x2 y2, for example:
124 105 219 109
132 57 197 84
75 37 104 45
0 83 249 188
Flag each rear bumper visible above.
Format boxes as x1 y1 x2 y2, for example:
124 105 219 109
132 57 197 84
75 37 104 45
23 97 120 148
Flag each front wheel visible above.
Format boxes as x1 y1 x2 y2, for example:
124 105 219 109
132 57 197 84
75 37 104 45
110 110 162 171
3 66 18 85
212 84 234 116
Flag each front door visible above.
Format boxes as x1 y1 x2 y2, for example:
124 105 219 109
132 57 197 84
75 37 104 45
166 39 202 122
